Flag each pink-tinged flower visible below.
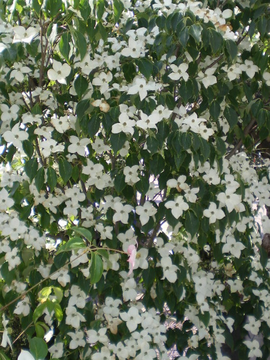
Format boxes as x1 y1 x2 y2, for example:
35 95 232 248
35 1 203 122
127 245 136 276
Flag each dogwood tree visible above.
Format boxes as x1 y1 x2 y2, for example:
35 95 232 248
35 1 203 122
0 0 270 360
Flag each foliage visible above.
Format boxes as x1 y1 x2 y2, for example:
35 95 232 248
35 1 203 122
0 0 270 359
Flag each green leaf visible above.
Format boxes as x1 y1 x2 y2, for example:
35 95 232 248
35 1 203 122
52 302 63 322
32 0 42 14
71 227 92 242
110 132 127 153
23 140 34 158
123 62 136 82
216 137 226 156
97 0 105 20
179 79 193 103
114 173 126 193
210 100 221 121
114 0 124 23
180 132 191 150
51 286 63 303
178 27 189 48
35 167 45 193
59 158 72 184
224 106 238 128
29 337 48 360
71 28 87 60
45 0 62 18
137 58 153 80
199 311 210 327
0 350 11 360
225 40 238 61
1 263 16 286
90 253 103 284
199 137 210 161
259 245 268 268
189 24 202 43
257 108 268 127
56 237 86 254
209 28 223 53
76 99 91 120
38 287 52 301
87 114 100 138
25 158 38 182
150 153 165 176
185 210 199 238
74 74 88 98
47 167 57 191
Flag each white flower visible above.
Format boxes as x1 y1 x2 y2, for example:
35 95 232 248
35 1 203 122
222 236 245 258
263 71 270 86
3 123 28 149
136 201 157 225
68 135 90 156
92 346 114 360
217 191 242 213
5 247 21 270
86 328 108 344
240 59 259 79
161 256 178 283
17 350 35 360
112 113 135 135
14 296 31 316
120 307 142 332
113 202 133 224
165 195 189 218
0 104 20 121
13 26 38 43
197 68 217 88
243 339 262 358
49 343 64 358
169 63 189 81
48 60 71 84
67 330 86 349
121 37 145 58
92 71 113 94
203 202 225 224
243 316 261 335
0 188 14 211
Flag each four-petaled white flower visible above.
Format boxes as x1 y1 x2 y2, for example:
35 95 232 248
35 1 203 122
222 236 245 258
112 113 136 135
169 63 189 81
92 71 113 94
136 201 157 225
68 135 90 156
161 256 178 283
113 202 133 224
120 307 142 332
165 195 189 218
243 339 262 358
121 37 145 58
123 165 140 185
203 202 225 223
48 60 71 84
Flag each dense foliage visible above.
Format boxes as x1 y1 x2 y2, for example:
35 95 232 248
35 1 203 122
0 0 270 359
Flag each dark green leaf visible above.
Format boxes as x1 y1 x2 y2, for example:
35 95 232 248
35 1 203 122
209 28 223 53
74 74 88 97
110 132 127 153
178 27 189 48
71 227 92 242
56 237 86 254
142 267 155 289
76 99 91 120
87 115 100 138
114 0 124 23
137 58 153 80
97 0 105 20
257 108 268 127
71 29 87 60
25 158 38 182
59 32 71 62
90 253 103 284
185 211 199 238
59 158 72 184
225 40 238 61
216 137 226 156
150 153 165 176
199 137 210 161
147 136 159 153
32 0 42 14
180 132 191 150
189 24 202 43
224 106 238 128
22 140 34 158
35 167 45 193
199 311 210 327
47 167 57 191
114 173 126 193
45 0 62 17
179 79 193 103
210 100 220 121
29 337 48 360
